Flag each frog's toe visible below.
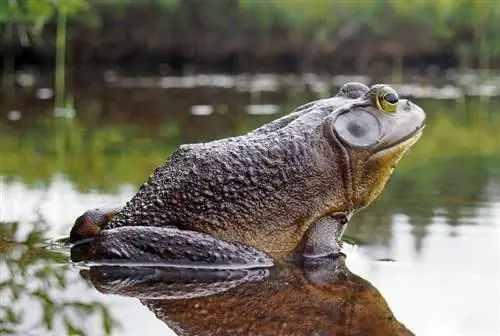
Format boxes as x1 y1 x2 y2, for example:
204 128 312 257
69 208 120 243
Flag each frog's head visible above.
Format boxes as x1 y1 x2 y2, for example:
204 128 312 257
325 82 426 210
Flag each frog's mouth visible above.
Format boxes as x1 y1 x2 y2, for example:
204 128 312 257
384 124 425 150
372 124 425 167
375 123 425 152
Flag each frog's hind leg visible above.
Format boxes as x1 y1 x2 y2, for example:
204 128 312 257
69 208 122 243
70 226 274 269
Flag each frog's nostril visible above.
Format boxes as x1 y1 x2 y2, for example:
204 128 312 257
402 100 412 111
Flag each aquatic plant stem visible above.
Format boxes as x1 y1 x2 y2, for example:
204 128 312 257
55 8 67 109
2 22 15 104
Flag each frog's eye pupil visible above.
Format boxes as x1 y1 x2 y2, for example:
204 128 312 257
384 92 398 104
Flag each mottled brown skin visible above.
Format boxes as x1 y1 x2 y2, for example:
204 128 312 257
69 82 425 262
81 255 415 336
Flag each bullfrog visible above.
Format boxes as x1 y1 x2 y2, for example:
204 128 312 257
69 82 425 263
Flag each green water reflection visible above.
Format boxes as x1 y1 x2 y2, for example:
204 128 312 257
0 219 117 335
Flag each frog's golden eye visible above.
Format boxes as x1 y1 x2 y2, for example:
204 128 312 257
376 88 399 113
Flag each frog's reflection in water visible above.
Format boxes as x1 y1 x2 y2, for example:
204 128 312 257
79 255 414 336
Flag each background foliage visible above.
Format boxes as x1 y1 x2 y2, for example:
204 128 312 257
2 0 500 70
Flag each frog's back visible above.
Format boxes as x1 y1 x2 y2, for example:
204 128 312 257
107 125 337 252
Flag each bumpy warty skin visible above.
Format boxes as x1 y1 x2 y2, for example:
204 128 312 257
106 103 350 254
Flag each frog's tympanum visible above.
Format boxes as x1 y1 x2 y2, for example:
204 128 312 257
80 255 415 336
69 82 425 264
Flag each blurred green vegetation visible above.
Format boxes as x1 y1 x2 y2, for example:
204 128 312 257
0 219 118 335
0 0 87 32
2 0 500 69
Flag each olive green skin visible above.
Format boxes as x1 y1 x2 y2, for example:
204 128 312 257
69 82 425 263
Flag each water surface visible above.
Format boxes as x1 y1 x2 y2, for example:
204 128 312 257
0 71 499 335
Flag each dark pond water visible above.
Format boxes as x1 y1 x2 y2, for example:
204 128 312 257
0 70 499 335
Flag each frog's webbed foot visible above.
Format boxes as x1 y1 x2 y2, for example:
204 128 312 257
69 207 122 243
290 213 349 260
70 226 274 269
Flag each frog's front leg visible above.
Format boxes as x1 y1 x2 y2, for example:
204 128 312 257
69 208 122 243
70 226 274 268
291 213 350 259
